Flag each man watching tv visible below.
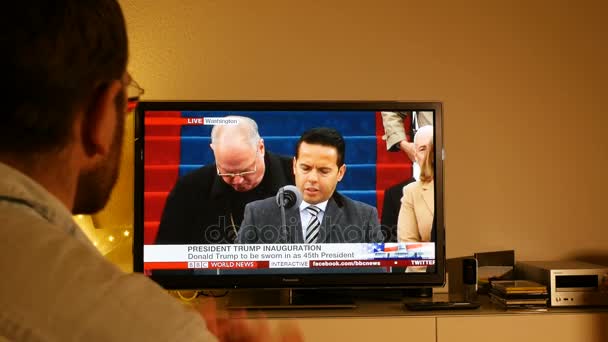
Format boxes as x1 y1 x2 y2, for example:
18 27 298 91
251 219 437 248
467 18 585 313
0 1 300 340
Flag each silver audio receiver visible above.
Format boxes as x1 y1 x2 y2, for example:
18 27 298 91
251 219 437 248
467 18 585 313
516 261 608 307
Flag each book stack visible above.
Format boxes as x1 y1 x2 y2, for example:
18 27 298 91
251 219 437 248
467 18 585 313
489 280 548 311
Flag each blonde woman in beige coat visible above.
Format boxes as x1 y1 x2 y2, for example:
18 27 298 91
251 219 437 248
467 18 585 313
398 125 434 242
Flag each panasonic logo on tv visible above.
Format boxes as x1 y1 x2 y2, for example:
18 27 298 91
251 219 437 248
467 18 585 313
281 278 301 283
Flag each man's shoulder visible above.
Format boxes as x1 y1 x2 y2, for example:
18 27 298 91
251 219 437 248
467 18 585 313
0 208 216 341
1 206 111 303
172 164 216 189
0 205 59 245
245 196 277 211
336 193 376 213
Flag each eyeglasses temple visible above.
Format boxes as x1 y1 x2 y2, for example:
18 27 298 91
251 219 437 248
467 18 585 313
127 100 139 112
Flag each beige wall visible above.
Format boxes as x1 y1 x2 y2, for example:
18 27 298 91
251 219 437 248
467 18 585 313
115 0 608 263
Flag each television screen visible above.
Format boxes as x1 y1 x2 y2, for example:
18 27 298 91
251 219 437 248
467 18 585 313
134 101 445 289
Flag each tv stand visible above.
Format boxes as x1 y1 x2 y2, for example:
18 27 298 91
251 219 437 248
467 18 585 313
227 289 356 309
219 294 608 342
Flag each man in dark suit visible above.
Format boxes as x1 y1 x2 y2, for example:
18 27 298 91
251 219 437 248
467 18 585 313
237 127 382 244
155 116 294 244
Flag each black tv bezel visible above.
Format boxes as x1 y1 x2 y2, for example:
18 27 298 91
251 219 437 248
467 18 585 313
133 100 445 290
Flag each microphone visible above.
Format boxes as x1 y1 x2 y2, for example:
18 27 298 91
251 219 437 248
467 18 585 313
276 185 301 242
275 185 302 209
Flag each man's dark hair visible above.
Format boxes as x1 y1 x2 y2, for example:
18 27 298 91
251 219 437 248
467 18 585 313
295 127 346 167
1 0 128 153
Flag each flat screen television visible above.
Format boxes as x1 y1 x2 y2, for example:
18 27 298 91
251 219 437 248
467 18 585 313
133 101 445 302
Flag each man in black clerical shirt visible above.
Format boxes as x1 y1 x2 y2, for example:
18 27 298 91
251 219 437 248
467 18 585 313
155 116 294 244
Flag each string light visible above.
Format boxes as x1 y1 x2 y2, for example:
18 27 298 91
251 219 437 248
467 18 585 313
72 214 134 257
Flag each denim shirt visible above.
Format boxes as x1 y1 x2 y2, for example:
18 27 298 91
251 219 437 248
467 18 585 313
0 162 216 342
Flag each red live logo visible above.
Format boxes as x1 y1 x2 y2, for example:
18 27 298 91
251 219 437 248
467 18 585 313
186 117 204 124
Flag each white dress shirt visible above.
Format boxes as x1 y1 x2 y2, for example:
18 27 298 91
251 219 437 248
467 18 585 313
298 200 328 240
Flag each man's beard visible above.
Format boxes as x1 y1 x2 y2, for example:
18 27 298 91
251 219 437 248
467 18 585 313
72 95 126 214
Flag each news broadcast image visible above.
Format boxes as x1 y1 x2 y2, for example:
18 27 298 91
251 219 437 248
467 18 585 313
142 109 436 274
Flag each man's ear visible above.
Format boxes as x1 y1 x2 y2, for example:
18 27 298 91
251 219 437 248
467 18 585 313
337 164 346 182
258 138 265 156
80 80 123 157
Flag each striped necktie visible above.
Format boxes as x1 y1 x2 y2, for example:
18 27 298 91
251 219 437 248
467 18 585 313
305 205 321 243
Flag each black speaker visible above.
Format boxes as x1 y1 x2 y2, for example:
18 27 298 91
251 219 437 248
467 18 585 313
462 258 477 285
462 258 478 301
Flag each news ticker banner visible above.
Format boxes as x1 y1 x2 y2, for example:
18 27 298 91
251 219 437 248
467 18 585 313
143 242 435 270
